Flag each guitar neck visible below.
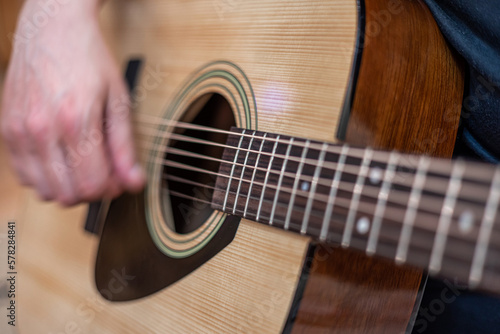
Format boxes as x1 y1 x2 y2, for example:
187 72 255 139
212 127 500 294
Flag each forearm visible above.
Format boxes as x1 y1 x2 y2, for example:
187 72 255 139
12 0 104 54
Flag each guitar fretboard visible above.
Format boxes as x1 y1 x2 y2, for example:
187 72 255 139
212 127 500 294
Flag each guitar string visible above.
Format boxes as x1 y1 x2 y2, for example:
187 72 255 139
134 115 446 174
134 113 494 187
137 136 492 208
134 117 494 187
133 116 500 241
152 154 500 245
140 141 497 242
134 113 475 178
163 172 500 251
132 114 500 276
162 177 500 265
163 171 436 224
136 134 490 210
139 137 500 246
167 188 500 265
155 143 500 269
146 143 491 225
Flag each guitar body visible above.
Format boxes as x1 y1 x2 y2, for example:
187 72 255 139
0 0 22 69
13 0 463 333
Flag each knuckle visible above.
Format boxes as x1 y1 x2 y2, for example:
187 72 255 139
25 113 51 142
108 96 131 120
1 118 26 143
58 107 80 139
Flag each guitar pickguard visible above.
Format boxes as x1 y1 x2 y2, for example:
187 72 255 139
95 191 240 301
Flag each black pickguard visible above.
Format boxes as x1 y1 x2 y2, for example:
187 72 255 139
95 191 240 301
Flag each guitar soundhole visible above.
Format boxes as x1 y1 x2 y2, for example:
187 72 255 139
161 93 235 234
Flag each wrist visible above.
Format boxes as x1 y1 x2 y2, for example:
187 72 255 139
12 0 105 54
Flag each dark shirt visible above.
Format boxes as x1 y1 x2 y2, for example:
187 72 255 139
414 1 500 333
424 0 500 162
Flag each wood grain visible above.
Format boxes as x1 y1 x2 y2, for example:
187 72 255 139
1 0 464 333
0 69 29 334
212 127 500 296
0 0 22 69
15 0 359 333
293 0 464 333
292 245 422 334
346 0 464 156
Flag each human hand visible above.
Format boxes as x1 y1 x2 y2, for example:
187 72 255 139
1 0 145 206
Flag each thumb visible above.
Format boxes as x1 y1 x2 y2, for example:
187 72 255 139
105 78 145 192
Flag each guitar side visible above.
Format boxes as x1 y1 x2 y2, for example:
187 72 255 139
292 0 464 332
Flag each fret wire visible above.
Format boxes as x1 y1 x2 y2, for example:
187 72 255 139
162 148 488 228
173 168 500 260
429 160 466 274
244 133 268 218
284 140 311 230
396 156 431 264
139 116 450 177
161 130 500 274
138 116 393 165
139 118 495 188
165 154 433 227
320 144 349 241
232 130 256 215
342 148 374 247
256 135 281 222
165 151 494 241
469 167 500 287
222 131 246 212
269 138 294 226
366 151 400 255
301 143 328 234
171 187 500 285
227 185 500 258
168 168 500 271
145 133 491 205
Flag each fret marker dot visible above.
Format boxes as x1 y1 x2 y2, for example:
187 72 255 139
356 217 370 235
369 167 383 184
301 181 310 192
458 210 474 234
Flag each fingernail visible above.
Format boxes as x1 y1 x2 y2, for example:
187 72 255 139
127 163 145 189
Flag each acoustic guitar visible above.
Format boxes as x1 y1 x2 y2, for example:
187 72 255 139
0 0 22 69
5 0 497 333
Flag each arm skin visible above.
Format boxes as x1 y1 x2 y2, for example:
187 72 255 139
1 0 145 205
